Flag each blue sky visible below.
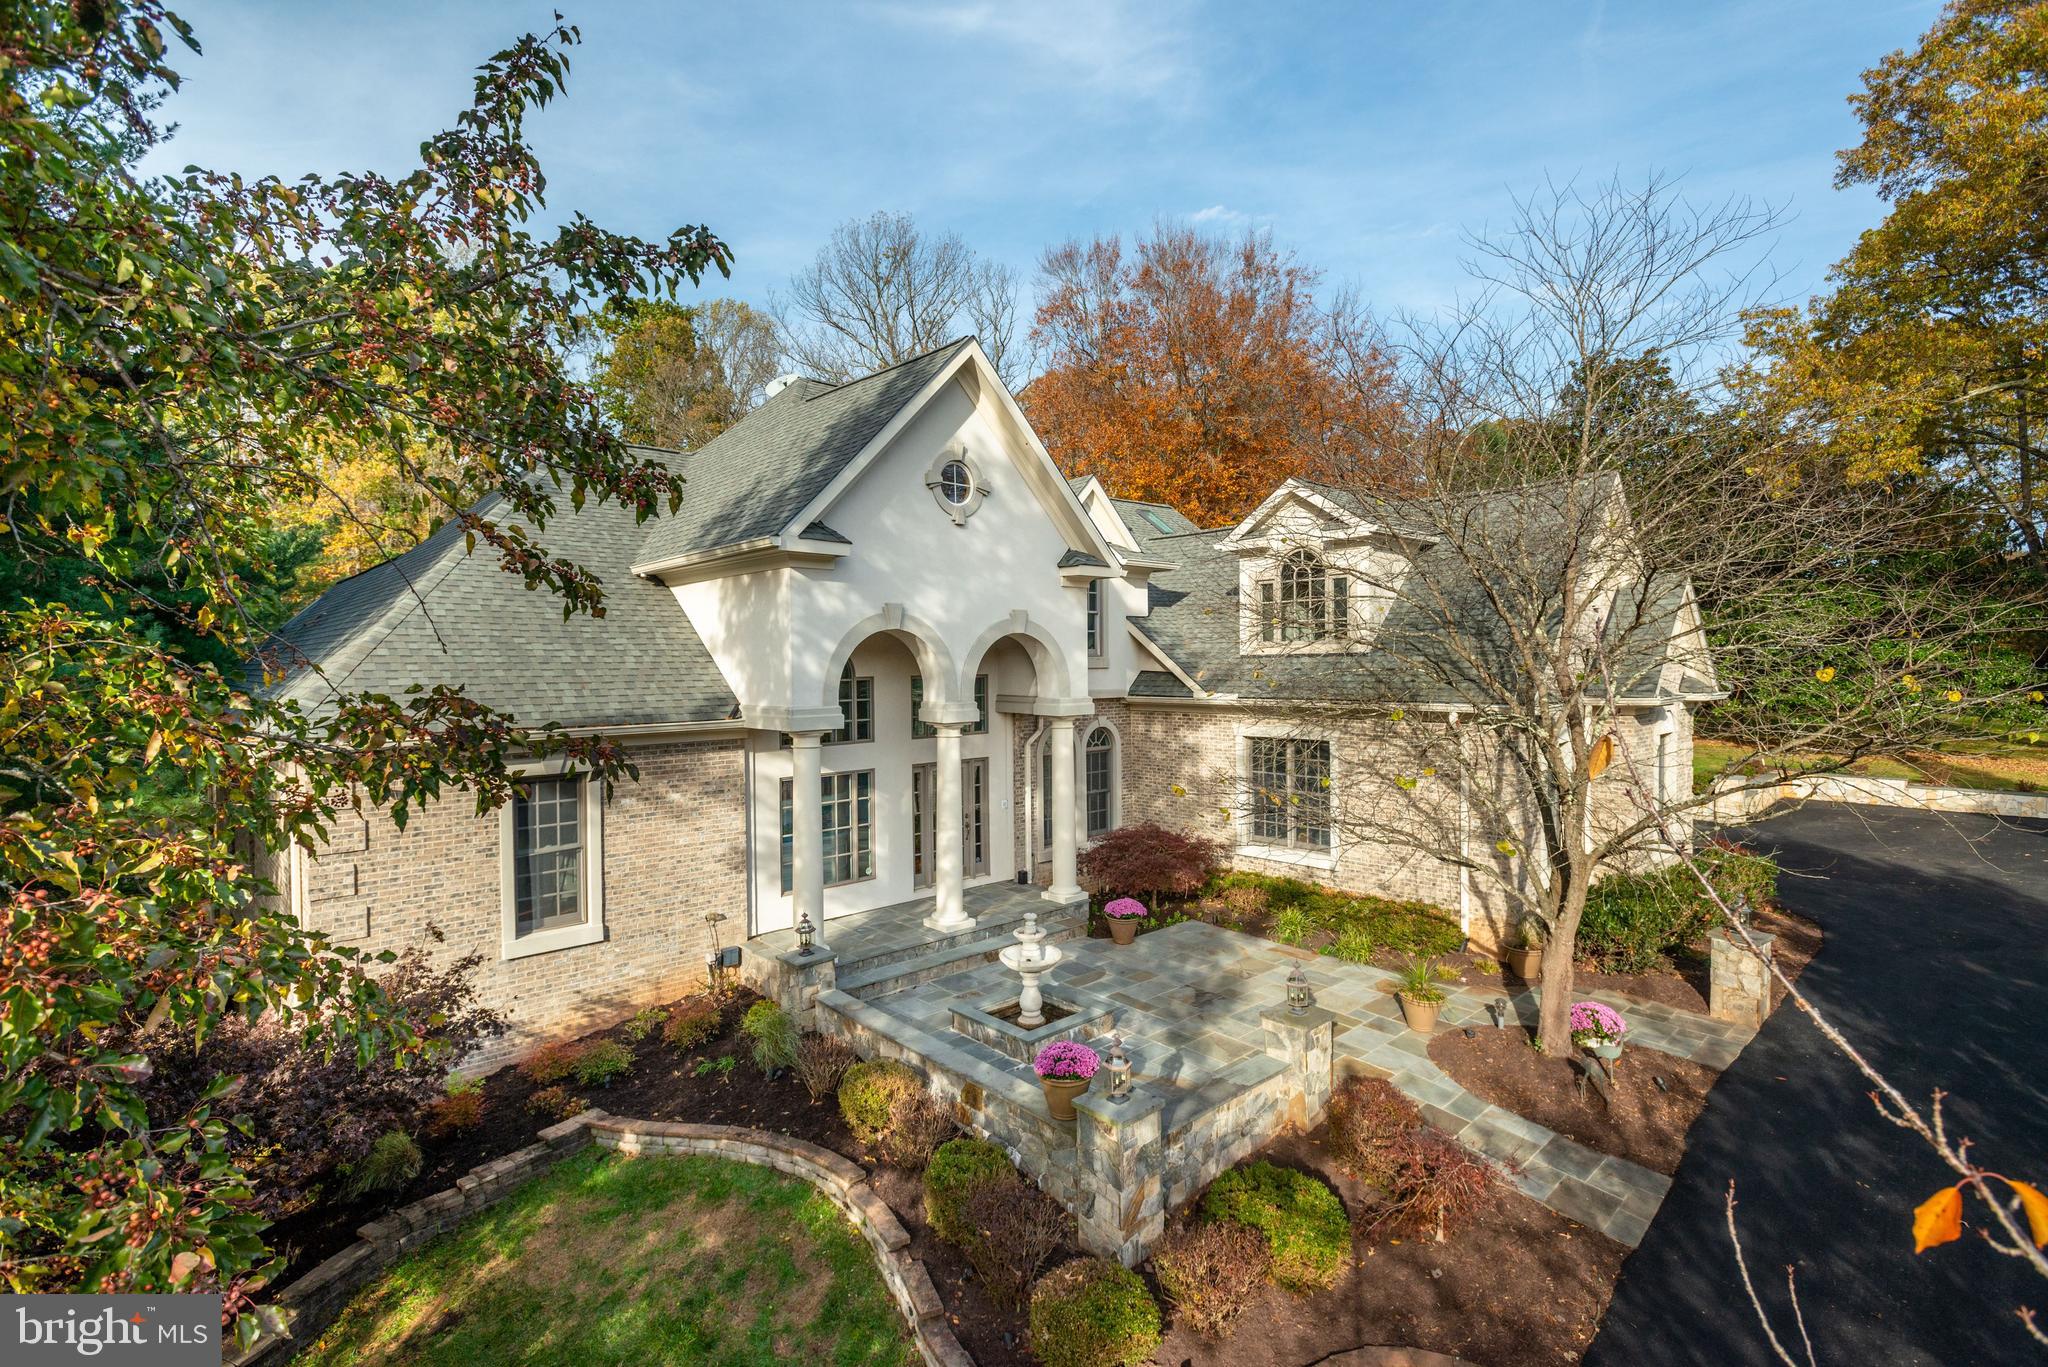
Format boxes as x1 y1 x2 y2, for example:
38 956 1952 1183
140 1 1940 333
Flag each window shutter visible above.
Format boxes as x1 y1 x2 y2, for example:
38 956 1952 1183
1331 576 1350 639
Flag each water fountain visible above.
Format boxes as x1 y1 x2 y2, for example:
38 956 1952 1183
996 910 1063 1027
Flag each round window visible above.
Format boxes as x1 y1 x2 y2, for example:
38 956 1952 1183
938 460 973 506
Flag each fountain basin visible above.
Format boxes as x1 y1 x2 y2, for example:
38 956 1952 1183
950 990 1115 1065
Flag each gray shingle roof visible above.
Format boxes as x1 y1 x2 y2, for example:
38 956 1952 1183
1125 475 1690 708
633 339 972 569
261 467 737 729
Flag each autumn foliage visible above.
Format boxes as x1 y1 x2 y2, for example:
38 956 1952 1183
1024 224 1408 526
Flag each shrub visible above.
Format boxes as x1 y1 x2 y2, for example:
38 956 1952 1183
1217 883 1269 922
573 1039 633 1087
526 1085 583 1121
621 1007 668 1042
136 948 505 1218
1152 1221 1269 1338
663 1000 721 1051
424 1088 484 1138
963 1177 1072 1309
1270 906 1314 945
793 1032 856 1102
338 1130 421 1201
1372 1130 1501 1243
740 1000 800 1074
1200 1161 1350 1293
839 1059 923 1143
1078 822 1221 899
1028 1258 1162 1367
924 1137 1017 1244
1326 1075 1422 1189
879 1090 956 1169
1578 843 1777 973
519 1041 585 1086
1323 925 1376 963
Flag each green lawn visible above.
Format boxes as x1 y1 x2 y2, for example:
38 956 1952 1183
293 1149 913 1367
1692 738 2046 795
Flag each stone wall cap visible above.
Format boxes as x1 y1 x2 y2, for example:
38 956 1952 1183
1259 1002 1339 1030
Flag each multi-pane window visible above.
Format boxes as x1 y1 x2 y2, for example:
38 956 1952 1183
827 662 872 744
1084 726 1114 838
910 674 987 737
1086 579 1104 656
778 771 874 893
1257 551 1349 643
512 775 586 936
1247 737 1331 849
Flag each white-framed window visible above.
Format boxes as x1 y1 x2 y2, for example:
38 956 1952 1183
1256 550 1349 644
499 765 605 960
1245 735 1332 851
1086 579 1105 658
1084 725 1116 838
910 673 987 738
938 460 972 505
925 444 988 524
779 770 874 892
1655 728 1673 804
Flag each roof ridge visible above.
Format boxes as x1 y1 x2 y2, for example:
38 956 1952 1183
800 336 972 399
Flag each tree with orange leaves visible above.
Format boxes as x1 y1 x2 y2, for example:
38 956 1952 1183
1023 224 1406 527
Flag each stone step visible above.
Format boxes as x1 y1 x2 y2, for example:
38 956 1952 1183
837 919 1086 1001
835 903 1084 976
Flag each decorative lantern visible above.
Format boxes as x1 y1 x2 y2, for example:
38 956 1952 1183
1286 964 1313 1016
795 911 816 957
1105 1034 1133 1103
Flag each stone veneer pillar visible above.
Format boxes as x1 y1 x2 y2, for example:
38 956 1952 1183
1708 927 1775 1030
1260 1003 1337 1130
1073 1085 1168 1267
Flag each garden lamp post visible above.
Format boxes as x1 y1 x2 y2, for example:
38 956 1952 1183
795 911 816 957
1286 964 1313 1015
1105 1034 1132 1103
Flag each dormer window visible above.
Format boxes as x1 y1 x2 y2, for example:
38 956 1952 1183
1257 550 1350 643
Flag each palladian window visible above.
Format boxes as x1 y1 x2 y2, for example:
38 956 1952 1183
1257 550 1349 643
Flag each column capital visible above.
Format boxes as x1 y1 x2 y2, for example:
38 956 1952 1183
786 729 827 751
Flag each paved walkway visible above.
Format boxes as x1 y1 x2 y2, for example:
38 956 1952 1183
1587 804 2048 1367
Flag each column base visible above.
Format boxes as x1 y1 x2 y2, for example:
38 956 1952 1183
922 911 978 933
1044 884 1085 904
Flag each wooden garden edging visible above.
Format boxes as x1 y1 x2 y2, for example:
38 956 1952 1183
228 1110 971 1367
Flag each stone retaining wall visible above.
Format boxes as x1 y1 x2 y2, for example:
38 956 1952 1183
226 1111 969 1367
1707 773 2048 824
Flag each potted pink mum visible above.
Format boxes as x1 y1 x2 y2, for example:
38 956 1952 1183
1569 1001 1628 1059
1033 1040 1100 1120
1103 896 1147 946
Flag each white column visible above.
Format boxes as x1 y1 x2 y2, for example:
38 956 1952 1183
926 722 972 930
1047 717 1082 902
789 730 826 936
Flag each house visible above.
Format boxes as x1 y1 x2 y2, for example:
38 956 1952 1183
266 338 1711 1064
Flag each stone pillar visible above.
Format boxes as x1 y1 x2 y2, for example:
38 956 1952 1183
925 723 972 931
1047 717 1082 902
1708 927 1775 1029
789 731 826 939
1074 1085 1167 1267
1260 1003 1336 1130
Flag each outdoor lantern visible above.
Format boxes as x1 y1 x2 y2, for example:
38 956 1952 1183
795 911 816 957
1105 1034 1133 1103
1731 894 1754 929
1286 964 1313 1015
1487 998 1509 1030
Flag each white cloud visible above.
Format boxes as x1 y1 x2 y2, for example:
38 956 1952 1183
866 0 1196 100
1190 204 1246 224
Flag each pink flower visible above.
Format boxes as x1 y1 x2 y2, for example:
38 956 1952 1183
1033 1040 1101 1080
1104 897 1147 920
1568 1000 1627 1043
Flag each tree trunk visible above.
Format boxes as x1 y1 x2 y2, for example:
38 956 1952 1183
1534 930 1576 1053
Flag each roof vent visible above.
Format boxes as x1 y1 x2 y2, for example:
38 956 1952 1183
764 372 802 399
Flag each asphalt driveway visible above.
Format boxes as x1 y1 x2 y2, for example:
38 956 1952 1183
1586 802 2048 1367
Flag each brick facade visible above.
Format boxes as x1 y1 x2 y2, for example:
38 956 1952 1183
290 738 747 1069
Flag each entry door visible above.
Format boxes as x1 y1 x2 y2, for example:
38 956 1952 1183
911 759 989 888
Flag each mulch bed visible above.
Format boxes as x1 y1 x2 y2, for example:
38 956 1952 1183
262 987 1050 1366
1149 1128 1627 1367
1426 1030 1715 1175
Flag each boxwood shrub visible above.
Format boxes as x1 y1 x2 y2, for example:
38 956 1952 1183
1578 841 1780 973
1028 1257 1162 1367
838 1058 924 1143
924 1137 1016 1244
1200 1160 1350 1293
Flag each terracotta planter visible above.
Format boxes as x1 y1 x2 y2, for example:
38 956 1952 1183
1040 1074 1092 1121
1107 917 1139 946
1504 946 1543 982
1397 992 1442 1034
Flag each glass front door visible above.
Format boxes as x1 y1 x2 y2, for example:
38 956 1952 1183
912 758 988 888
